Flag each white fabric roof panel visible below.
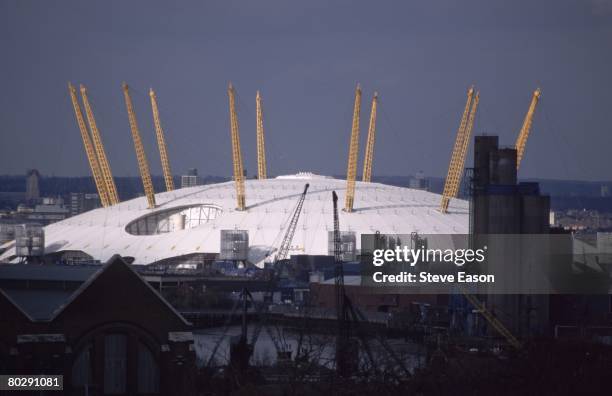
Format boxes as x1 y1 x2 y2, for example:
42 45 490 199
0 173 469 267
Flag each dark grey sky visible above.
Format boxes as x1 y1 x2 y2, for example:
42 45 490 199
0 0 611 180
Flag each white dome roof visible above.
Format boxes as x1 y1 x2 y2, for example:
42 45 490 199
0 174 469 267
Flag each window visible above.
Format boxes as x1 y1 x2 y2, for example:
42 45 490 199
72 342 92 391
138 341 160 393
104 334 127 394
126 204 223 235
71 330 160 395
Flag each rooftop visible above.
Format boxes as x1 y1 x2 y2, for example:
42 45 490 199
1 174 469 266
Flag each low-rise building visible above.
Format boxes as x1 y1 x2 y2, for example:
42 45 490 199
0 256 197 395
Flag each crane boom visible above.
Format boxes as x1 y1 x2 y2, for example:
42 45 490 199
334 192 412 377
344 84 361 212
68 83 109 207
333 191 344 313
122 83 156 209
149 88 175 192
462 292 522 349
362 92 378 183
228 83 246 210
256 91 267 180
333 191 346 320
333 190 352 377
515 88 542 169
275 184 309 263
440 87 476 213
80 84 120 205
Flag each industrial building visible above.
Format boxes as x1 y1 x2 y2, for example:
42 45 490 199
181 168 201 189
471 135 550 235
69 192 101 216
465 135 552 338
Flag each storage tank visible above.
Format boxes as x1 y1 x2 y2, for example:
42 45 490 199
220 230 249 261
327 231 357 262
14 224 45 257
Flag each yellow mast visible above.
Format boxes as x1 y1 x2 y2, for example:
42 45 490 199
362 92 378 183
68 83 109 207
515 88 542 170
80 84 120 205
256 90 267 179
122 83 156 209
440 86 475 213
460 91 479 178
344 84 362 212
228 83 246 210
149 88 175 191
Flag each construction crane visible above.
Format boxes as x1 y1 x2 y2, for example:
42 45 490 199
246 183 311 361
515 88 542 170
68 83 109 207
274 183 309 264
344 84 361 212
80 84 120 205
332 192 346 329
362 92 378 183
333 191 351 376
332 191 411 378
207 287 292 372
256 91 267 180
122 83 156 209
440 87 478 213
461 292 522 349
228 83 246 210
149 88 175 192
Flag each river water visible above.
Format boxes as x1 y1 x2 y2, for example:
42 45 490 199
193 325 426 372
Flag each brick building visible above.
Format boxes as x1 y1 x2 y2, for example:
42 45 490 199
0 256 197 395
